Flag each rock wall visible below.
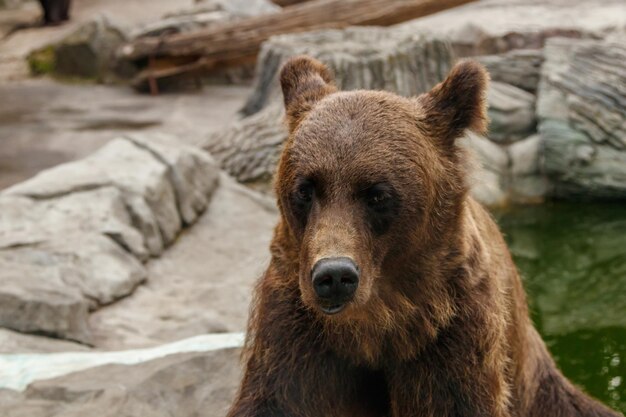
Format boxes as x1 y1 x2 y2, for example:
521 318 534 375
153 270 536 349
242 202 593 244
204 4 626 206
0 134 219 344
538 37 626 199
204 27 454 184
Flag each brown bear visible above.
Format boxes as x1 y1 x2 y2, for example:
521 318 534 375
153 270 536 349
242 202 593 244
226 56 622 417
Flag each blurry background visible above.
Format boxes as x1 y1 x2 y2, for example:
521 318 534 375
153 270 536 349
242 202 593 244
0 0 624 415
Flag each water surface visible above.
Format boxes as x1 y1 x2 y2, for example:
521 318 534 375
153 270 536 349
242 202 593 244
496 202 626 413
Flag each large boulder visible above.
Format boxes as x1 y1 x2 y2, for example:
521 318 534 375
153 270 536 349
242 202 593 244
205 27 454 184
242 27 453 115
478 49 543 93
0 328 89 354
0 336 243 417
487 81 536 144
52 15 131 81
0 134 219 343
397 0 626 58
89 175 277 349
537 37 626 198
508 134 549 203
459 132 510 207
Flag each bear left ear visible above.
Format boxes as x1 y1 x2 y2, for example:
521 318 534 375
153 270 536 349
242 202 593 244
418 60 489 147
280 55 337 133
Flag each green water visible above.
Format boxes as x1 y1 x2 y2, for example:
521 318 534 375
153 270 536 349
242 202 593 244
495 202 626 413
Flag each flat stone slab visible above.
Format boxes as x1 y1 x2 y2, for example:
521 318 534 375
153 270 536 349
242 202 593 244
397 0 626 57
487 81 536 144
90 175 277 349
0 133 220 343
537 37 626 198
0 333 243 391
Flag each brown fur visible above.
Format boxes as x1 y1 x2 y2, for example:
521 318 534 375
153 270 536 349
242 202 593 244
227 56 622 417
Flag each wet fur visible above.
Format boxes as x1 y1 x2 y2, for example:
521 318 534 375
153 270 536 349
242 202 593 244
227 56 622 417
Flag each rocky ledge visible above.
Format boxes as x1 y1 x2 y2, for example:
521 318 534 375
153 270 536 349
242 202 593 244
0 133 219 344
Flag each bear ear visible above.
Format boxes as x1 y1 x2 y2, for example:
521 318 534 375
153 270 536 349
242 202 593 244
280 55 337 133
418 60 489 147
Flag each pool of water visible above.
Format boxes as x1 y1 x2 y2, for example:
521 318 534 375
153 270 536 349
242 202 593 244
495 202 626 413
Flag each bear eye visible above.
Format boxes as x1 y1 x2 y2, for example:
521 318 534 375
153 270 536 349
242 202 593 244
295 180 314 204
361 183 399 235
363 184 393 211
366 189 389 207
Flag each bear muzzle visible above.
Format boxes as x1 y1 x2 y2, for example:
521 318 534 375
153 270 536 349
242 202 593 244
311 257 359 315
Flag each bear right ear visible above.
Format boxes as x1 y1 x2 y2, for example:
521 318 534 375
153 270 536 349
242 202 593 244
280 56 337 133
417 60 489 148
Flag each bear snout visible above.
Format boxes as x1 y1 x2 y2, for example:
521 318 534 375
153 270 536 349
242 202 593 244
311 257 359 315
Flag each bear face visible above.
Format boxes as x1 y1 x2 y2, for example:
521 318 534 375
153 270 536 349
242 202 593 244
276 56 489 333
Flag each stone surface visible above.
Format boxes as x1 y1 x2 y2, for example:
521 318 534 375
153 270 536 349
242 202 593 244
508 134 549 203
4 348 241 417
487 81 536 144
0 328 89 354
125 133 220 225
537 37 626 198
0 133 219 343
0 333 243 391
397 0 626 57
5 135 193 250
52 15 130 81
0 189 151 260
2 233 146 305
205 104 286 184
90 175 277 349
242 27 453 115
132 0 278 38
207 27 453 184
459 132 510 207
0 257 92 344
0 79 249 191
478 49 543 93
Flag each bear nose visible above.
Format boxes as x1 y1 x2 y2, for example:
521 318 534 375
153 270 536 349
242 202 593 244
311 257 359 305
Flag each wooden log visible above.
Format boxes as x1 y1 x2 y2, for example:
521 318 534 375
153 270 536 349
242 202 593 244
120 0 477 64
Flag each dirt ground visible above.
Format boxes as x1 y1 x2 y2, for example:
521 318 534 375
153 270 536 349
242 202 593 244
0 0 253 190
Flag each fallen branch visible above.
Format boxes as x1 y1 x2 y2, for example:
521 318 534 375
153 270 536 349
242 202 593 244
121 0 477 90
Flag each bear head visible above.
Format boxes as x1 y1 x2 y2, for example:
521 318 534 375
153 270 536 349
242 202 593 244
275 55 489 341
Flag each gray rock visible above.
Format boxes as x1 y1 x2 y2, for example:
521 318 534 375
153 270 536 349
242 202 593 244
537 37 626 198
510 134 541 177
0 258 92 344
5 234 146 307
0 190 150 260
206 27 453 183
90 175 277 349
243 27 453 115
54 15 131 81
205 104 286 184
508 134 550 203
125 133 220 225
459 132 510 207
0 134 217 343
0 233 146 344
397 0 626 57
0 333 243 391
5 348 241 417
6 136 183 251
478 49 543 93
0 328 90 354
487 81 536 144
